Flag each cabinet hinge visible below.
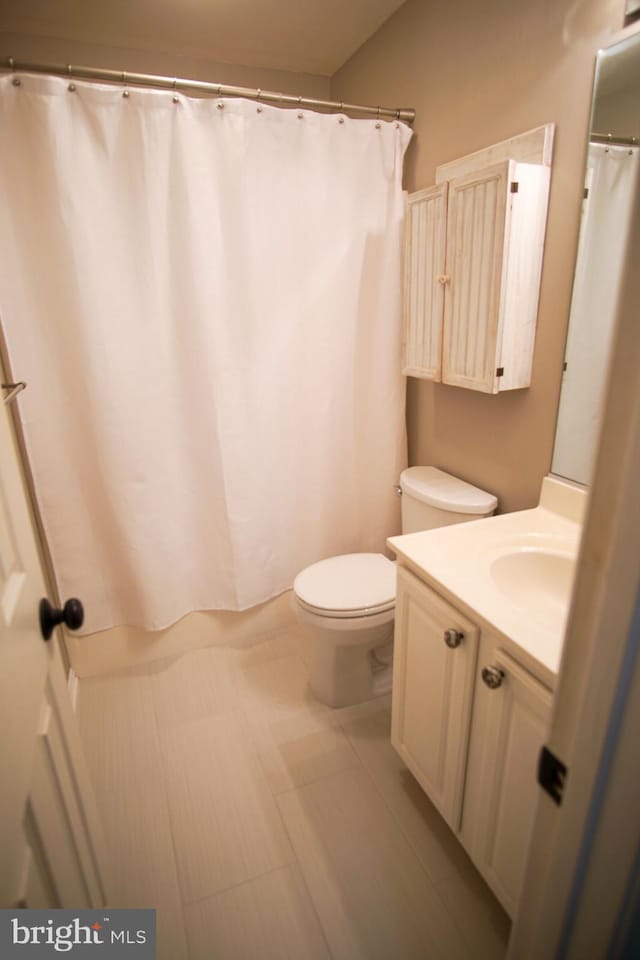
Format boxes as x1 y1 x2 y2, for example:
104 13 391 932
563 361 568 372
538 745 568 805
510 181 519 193
584 187 590 199
496 367 504 378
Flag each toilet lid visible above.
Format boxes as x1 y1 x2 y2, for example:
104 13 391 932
293 553 396 614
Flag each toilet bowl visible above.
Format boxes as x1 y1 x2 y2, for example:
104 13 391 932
293 466 497 707
294 552 396 707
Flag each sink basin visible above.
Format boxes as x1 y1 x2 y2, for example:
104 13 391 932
490 548 576 631
388 478 587 677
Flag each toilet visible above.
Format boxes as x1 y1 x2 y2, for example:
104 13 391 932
293 466 497 707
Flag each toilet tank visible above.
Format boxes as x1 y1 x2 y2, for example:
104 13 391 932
400 466 497 533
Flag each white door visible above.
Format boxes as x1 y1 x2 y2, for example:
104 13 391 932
391 565 479 830
0 384 109 908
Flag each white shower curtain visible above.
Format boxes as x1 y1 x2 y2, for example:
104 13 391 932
553 142 640 485
0 73 411 634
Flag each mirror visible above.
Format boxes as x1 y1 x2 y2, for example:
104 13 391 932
552 31 640 486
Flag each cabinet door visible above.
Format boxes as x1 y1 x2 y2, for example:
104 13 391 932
391 566 478 830
402 183 448 380
442 161 513 393
468 646 552 916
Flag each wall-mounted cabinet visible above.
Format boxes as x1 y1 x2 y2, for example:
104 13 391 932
403 183 448 381
391 564 552 916
403 128 553 393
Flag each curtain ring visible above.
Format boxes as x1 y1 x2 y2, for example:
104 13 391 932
377 105 380 120
122 71 130 98
172 78 179 103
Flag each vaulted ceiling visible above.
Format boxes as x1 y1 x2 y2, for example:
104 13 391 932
0 0 408 76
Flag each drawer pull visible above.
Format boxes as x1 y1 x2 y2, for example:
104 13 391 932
481 665 505 689
444 628 464 649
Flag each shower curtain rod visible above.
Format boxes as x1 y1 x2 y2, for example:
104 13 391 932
3 57 416 123
591 131 639 147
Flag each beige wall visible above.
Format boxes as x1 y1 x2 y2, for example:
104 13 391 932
0 31 331 100
332 0 624 512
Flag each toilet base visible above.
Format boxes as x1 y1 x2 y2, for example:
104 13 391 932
307 621 394 708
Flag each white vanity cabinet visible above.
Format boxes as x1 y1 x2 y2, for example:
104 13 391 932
391 565 478 830
391 564 553 916
461 639 553 916
403 158 550 392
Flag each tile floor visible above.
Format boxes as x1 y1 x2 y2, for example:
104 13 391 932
77 623 510 960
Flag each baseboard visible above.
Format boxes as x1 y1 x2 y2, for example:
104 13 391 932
65 591 298 678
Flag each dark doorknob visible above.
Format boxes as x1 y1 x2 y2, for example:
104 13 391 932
39 597 84 641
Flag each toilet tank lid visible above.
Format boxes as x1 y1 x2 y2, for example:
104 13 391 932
400 466 497 515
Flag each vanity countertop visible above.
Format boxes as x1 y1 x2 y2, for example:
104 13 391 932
388 476 587 689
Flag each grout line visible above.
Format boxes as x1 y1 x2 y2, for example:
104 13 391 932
75 671 191 958
430 872 510 960
148 647 296 892
85 629 501 959
161 641 335 956
147 664 192 959
273 783 342 960
339 711 445 879
339 713 486 960
229 636 337 958
235 646 303 673
235 698 361 801
181 862 290 909
338 709 452 874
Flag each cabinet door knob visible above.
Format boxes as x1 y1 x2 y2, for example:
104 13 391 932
436 274 451 285
444 628 464 648
481 665 505 689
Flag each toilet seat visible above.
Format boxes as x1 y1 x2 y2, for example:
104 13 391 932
295 594 395 620
293 553 396 619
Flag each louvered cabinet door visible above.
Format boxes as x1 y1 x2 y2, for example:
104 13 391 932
442 161 513 393
402 183 448 380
